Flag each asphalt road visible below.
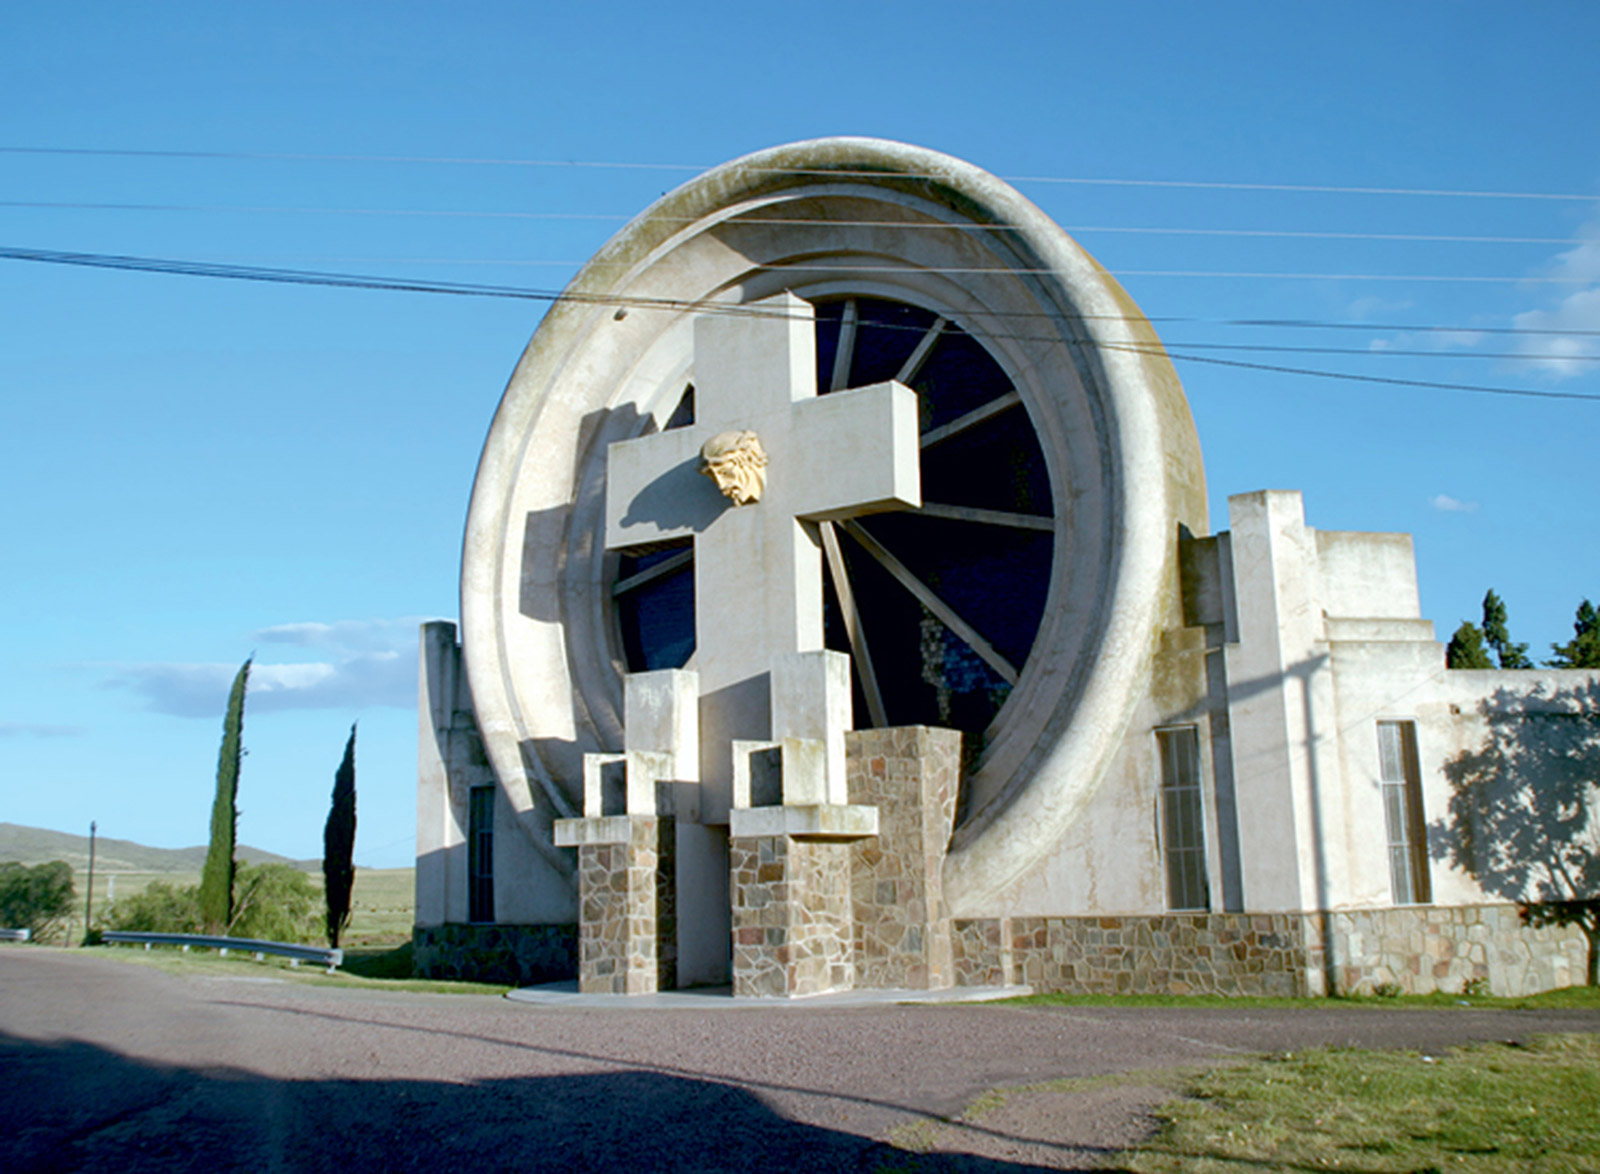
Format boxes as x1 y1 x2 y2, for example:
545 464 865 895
4 949 1598 1172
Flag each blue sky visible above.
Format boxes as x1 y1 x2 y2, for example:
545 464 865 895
2 3 1596 868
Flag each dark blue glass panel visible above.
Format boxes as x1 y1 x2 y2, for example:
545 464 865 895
833 531 1013 735
909 328 1016 432
617 542 695 670
921 408 1053 515
664 383 695 430
855 513 1052 672
847 301 940 387
813 302 846 395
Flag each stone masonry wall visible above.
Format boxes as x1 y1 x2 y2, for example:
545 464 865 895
412 923 576 986
951 918 1014 988
847 726 960 990
950 904 1588 998
730 835 854 997
1328 904 1588 997
953 914 1317 997
576 816 676 995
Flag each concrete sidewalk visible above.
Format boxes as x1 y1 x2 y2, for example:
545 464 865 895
505 980 1032 1009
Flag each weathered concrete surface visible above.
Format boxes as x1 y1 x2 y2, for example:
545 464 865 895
6 949 1600 1173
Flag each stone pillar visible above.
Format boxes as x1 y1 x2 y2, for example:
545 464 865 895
727 650 877 998
554 669 698 995
729 833 854 997
570 816 676 994
847 726 960 990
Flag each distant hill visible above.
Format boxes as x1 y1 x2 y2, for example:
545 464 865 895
0 823 314 873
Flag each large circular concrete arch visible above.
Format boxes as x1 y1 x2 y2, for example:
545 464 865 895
461 137 1206 917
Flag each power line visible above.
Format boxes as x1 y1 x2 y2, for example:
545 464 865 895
5 244 1595 404
6 242 1598 336
1107 344 1600 403
2 199 1589 246
3 145 1596 202
1149 341 1598 363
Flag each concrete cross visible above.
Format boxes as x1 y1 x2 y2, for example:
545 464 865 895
606 292 920 820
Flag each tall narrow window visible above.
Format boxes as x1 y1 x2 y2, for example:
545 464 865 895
1378 721 1431 905
1157 726 1209 911
468 785 495 923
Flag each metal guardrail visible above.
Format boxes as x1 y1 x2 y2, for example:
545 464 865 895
103 931 342 970
0 928 30 942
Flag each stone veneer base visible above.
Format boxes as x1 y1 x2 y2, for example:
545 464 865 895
413 923 577 986
951 905 1588 998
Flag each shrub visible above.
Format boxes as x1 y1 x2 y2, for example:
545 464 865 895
104 880 203 934
0 860 76 942
230 863 320 943
104 863 319 944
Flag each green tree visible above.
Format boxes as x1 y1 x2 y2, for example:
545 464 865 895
104 864 318 943
322 723 358 948
104 880 202 934
0 860 75 941
1446 620 1495 669
1550 599 1600 669
1482 589 1532 669
199 657 251 933
1433 682 1600 986
230 863 320 943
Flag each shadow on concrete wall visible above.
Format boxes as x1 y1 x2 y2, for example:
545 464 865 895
1431 681 1600 984
0 1027 1071 1173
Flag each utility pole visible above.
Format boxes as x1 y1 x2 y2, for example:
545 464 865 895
83 820 97 945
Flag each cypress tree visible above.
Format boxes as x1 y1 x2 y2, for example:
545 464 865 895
1481 589 1532 669
199 658 250 933
1446 620 1495 669
323 723 358 949
1549 599 1600 669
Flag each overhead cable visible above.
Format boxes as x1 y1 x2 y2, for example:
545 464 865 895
2 145 1596 202
1 199 1589 246
5 244 1595 404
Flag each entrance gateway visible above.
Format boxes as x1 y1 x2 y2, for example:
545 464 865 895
417 138 1597 998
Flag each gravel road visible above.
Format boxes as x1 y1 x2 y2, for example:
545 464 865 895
4 948 1597 1172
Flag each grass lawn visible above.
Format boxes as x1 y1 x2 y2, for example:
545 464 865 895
1123 1033 1600 1172
75 943 509 997
1001 985 1600 1012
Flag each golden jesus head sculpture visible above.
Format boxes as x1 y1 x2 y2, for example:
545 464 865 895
698 429 769 506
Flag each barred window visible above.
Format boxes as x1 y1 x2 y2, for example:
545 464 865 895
468 785 495 923
1377 721 1431 905
1157 726 1210 911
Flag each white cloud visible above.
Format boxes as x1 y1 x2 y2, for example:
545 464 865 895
255 616 425 653
0 721 87 738
1346 295 1413 320
1512 215 1600 379
1369 328 1484 354
1513 287 1600 378
1430 494 1479 513
103 618 420 718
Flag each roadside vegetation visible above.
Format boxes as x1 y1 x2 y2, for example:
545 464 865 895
79 940 509 996
0 860 75 942
1124 1034 1600 1172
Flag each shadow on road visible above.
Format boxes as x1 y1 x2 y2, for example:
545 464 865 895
0 1030 1086 1173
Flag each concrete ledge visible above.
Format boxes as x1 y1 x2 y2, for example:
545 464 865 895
553 815 634 847
729 804 878 841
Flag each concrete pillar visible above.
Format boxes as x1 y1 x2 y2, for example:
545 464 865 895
1220 491 1341 915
